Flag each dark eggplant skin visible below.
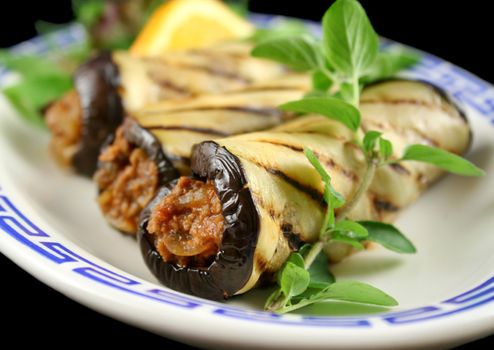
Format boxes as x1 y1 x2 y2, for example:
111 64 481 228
138 141 259 300
72 52 124 176
124 119 180 186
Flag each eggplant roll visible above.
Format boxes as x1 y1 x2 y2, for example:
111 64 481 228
94 86 307 234
137 79 471 300
45 43 292 176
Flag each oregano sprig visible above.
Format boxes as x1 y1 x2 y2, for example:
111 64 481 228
255 0 484 314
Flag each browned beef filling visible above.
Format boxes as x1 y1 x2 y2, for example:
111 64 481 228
94 121 159 234
146 177 224 267
45 90 82 167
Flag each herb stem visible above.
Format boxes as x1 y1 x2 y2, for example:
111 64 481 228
266 293 291 312
304 241 324 269
336 155 378 220
276 299 314 314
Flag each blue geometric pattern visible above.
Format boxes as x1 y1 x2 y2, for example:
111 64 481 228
1 14 493 328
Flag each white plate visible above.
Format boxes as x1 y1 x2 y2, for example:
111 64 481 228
1 15 494 350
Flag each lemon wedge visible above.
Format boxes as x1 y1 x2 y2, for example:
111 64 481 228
130 0 254 55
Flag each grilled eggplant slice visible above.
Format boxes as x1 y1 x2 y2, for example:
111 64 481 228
45 43 294 176
138 79 472 300
94 87 307 234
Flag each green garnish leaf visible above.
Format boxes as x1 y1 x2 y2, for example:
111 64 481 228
250 18 310 44
278 280 398 313
379 137 393 160
298 244 312 257
400 144 485 176
330 232 365 250
314 281 398 306
304 147 331 183
334 220 369 238
225 0 249 17
0 51 74 125
307 250 335 289
363 49 421 84
72 0 105 28
251 35 323 72
312 69 333 91
363 130 382 153
3 75 71 126
304 148 345 208
0 51 62 78
359 221 416 254
281 97 361 131
287 252 305 268
333 82 354 103
322 0 379 78
279 262 311 298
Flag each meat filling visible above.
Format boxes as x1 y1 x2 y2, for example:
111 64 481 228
45 90 82 167
147 177 224 267
94 122 159 234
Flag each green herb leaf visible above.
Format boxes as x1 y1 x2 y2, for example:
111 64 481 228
72 0 105 28
279 262 311 298
0 51 62 78
363 130 382 153
281 97 361 131
330 232 365 250
307 250 335 289
72 0 105 27
251 35 323 72
34 21 68 35
333 82 354 103
3 74 72 126
287 252 305 268
304 148 345 208
363 49 421 84
334 220 369 238
400 144 485 176
298 244 312 257
314 280 398 306
225 0 249 17
312 69 333 91
0 50 75 125
277 251 306 289
304 148 331 183
379 137 393 160
250 18 310 44
359 221 416 254
322 0 379 78
278 280 398 313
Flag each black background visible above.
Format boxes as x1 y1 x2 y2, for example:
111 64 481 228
1 1 492 349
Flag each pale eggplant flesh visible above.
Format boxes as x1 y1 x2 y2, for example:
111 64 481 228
137 79 472 300
45 44 296 176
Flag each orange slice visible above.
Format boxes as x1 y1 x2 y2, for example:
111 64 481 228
130 0 254 55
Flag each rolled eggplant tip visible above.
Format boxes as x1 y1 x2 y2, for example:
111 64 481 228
94 119 179 234
145 176 225 267
45 90 83 168
138 141 258 300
